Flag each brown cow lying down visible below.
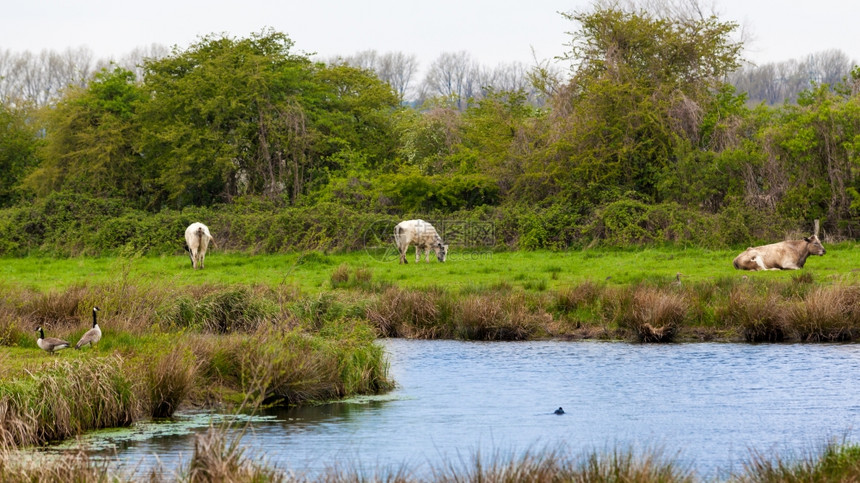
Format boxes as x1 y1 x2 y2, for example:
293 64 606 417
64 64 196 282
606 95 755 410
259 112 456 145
732 235 826 271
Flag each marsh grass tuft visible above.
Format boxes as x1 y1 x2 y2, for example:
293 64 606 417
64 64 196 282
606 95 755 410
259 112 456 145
722 286 789 343
0 356 136 448
455 293 546 341
330 263 351 288
788 286 860 342
614 286 687 342
144 343 199 418
169 287 277 334
553 281 602 314
739 441 860 482
430 447 694 483
365 287 446 338
330 264 379 292
21 284 90 329
207 322 391 407
187 426 285 483
0 447 119 482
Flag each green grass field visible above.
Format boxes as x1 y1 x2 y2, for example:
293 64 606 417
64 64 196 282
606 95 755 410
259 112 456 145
2 244 859 294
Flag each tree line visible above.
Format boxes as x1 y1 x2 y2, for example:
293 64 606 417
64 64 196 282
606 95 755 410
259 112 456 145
1 4 859 253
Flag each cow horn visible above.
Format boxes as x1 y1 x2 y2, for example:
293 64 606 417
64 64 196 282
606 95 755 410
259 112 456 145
814 219 820 237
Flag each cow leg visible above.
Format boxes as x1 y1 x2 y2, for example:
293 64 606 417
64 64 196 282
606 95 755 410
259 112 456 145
399 246 407 264
415 246 421 263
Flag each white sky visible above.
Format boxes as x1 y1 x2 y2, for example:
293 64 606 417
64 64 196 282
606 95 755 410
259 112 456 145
3 1 859 74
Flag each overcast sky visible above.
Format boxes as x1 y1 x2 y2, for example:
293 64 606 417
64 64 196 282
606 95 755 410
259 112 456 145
3 1 859 74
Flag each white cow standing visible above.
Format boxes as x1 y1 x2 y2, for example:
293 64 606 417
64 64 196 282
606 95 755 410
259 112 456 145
394 219 448 264
184 222 215 269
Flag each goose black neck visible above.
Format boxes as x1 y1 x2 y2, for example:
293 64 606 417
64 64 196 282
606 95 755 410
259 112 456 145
38 328 44 338
92 308 99 327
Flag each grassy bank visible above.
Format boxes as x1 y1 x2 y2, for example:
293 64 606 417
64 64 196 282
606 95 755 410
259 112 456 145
0 275 391 449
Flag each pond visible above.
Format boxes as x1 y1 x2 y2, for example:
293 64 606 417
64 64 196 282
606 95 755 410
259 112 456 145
62 339 860 480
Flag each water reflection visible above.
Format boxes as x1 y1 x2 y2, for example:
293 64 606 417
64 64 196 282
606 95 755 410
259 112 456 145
56 340 860 480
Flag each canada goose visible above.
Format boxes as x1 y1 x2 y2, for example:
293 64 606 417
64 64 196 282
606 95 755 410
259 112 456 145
75 306 102 350
672 272 682 287
35 327 70 354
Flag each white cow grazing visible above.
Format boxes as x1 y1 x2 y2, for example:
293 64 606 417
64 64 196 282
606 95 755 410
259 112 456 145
184 222 215 269
394 219 448 264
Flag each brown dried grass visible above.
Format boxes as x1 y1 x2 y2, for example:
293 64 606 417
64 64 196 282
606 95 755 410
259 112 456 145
614 286 688 343
721 285 790 343
789 285 860 342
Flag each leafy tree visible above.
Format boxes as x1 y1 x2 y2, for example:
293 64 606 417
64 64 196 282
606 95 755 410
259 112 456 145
0 102 41 206
24 67 146 203
529 6 743 205
763 82 860 225
139 30 401 208
312 63 402 172
139 31 317 207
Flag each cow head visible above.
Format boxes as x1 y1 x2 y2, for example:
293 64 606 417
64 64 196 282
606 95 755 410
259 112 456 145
434 243 449 262
804 235 826 256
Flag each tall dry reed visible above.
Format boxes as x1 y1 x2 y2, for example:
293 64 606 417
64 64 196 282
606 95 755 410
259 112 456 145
788 285 860 342
721 286 789 343
365 287 447 338
455 293 548 341
186 426 286 483
612 286 687 342
0 356 137 448
143 343 200 418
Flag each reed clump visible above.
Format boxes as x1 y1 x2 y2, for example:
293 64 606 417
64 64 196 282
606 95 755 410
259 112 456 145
365 286 448 338
19 284 91 329
721 286 790 343
788 285 860 342
169 287 278 334
738 442 860 482
330 264 381 292
186 426 285 483
0 448 123 482
330 263 351 288
143 342 200 418
612 286 687 343
455 293 548 341
553 281 602 314
0 356 136 448
206 322 391 406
